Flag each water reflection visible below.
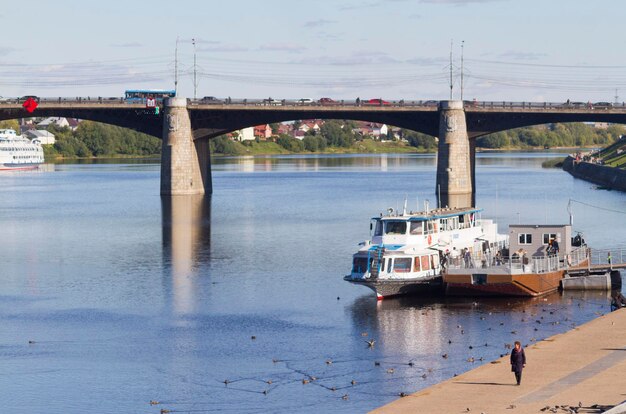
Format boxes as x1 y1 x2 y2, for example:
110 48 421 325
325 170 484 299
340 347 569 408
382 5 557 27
161 195 212 315
213 153 437 172
348 290 611 373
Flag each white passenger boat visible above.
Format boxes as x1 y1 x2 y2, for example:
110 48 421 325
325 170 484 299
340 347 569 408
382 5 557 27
344 202 508 300
0 129 45 170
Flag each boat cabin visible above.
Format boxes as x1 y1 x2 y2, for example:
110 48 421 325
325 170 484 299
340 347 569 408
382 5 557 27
370 207 481 246
508 224 572 258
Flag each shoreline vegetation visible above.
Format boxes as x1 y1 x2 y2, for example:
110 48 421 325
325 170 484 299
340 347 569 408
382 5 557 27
1 119 622 160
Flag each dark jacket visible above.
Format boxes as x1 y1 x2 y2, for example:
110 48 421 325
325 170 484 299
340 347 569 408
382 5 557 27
510 347 526 373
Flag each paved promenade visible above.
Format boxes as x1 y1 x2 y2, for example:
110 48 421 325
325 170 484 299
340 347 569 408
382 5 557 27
373 308 626 414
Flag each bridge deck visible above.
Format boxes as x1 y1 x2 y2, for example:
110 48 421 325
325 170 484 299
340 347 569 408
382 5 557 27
372 308 626 414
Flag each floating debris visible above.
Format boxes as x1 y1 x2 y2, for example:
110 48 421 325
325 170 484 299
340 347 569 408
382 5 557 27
342 394 349 400
365 339 376 348
149 400 160 405
251 336 256 340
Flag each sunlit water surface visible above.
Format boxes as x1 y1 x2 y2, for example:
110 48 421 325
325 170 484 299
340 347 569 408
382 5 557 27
0 153 624 413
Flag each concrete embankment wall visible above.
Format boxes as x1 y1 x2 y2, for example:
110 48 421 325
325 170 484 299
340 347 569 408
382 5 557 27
563 156 626 192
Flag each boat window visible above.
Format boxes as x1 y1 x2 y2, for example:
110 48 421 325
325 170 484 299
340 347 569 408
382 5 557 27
393 258 412 273
542 233 557 244
426 220 439 234
413 257 421 272
409 221 423 235
386 258 392 273
420 255 430 271
373 220 383 237
431 254 439 269
385 221 407 235
352 257 369 273
519 233 532 244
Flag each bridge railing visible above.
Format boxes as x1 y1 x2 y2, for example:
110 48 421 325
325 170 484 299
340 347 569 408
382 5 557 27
3 97 626 110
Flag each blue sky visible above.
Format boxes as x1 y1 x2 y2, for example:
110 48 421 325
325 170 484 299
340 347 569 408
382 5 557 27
3 0 626 102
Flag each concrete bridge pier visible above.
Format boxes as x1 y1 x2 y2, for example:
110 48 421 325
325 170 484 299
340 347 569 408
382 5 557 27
160 97 212 196
436 101 474 208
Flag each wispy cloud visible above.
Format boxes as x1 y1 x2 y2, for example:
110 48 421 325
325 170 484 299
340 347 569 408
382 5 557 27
198 44 248 52
110 42 142 48
495 51 549 61
296 51 399 66
406 56 448 66
0 46 17 56
259 43 305 54
339 1 382 11
420 0 508 4
304 19 335 28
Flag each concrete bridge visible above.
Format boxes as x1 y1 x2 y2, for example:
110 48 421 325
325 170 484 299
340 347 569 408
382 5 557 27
2 98 626 207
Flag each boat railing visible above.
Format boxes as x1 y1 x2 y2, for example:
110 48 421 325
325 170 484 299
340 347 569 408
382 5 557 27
445 246 589 275
586 247 626 267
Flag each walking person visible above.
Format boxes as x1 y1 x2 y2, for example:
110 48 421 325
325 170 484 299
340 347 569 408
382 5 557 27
510 341 526 385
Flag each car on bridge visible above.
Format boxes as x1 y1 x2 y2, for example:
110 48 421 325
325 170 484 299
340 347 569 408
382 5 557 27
319 97 339 105
594 102 613 109
20 95 40 103
201 96 221 104
364 98 391 106
262 98 282 106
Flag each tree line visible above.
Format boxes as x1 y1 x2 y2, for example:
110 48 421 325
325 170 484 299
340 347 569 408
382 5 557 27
1 119 622 158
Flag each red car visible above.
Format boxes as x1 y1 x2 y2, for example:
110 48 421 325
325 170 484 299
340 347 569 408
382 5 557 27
365 98 391 106
319 97 338 105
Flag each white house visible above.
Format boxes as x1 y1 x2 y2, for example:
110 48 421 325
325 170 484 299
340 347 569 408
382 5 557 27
37 117 69 129
234 127 255 141
25 129 56 145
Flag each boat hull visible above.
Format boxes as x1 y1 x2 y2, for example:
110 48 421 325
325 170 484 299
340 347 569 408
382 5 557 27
444 270 565 297
344 275 444 300
0 163 41 171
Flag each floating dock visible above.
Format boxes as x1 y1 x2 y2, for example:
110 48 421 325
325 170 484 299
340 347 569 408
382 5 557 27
372 308 626 414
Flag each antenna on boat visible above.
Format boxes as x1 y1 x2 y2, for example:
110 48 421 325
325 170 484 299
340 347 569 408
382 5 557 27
425 199 430 215
403 194 408 216
567 199 573 226
416 196 419 213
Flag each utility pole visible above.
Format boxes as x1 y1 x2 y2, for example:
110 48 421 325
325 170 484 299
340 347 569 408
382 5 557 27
460 40 465 101
192 38 198 100
174 37 179 97
449 39 453 100
615 88 619 105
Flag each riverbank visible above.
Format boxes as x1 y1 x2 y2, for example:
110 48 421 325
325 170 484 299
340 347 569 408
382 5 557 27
563 156 626 192
373 308 626 414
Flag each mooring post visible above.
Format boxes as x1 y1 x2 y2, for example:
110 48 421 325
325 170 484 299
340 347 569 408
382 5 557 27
160 97 212 195
435 100 473 208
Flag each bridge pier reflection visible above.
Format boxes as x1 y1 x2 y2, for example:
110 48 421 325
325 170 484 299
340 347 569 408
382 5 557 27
161 195 212 315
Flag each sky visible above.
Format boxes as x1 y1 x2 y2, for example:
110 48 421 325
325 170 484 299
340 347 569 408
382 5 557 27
3 0 626 102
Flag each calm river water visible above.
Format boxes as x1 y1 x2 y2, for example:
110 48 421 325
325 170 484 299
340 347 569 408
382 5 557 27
0 153 624 413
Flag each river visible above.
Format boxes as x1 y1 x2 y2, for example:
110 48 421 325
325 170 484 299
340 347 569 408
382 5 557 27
0 152 624 413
